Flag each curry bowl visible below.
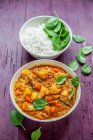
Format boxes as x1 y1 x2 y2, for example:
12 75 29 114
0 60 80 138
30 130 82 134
10 59 81 122
19 16 72 59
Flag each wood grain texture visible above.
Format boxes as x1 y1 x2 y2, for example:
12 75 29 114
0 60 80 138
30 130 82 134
0 0 93 140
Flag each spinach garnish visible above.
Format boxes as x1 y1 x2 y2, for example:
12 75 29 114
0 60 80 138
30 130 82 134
54 20 62 32
77 50 85 64
56 75 67 85
10 110 26 130
69 60 79 72
44 17 70 51
71 76 80 87
31 127 41 140
33 99 48 110
52 35 61 51
43 28 56 37
81 64 91 75
45 17 58 29
72 34 85 43
82 46 93 55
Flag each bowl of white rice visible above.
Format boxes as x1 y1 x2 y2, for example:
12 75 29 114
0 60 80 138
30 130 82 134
19 16 72 59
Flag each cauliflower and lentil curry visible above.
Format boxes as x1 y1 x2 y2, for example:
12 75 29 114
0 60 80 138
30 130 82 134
14 65 78 120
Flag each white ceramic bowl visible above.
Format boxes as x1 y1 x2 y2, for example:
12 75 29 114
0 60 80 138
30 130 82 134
10 59 81 122
19 16 72 59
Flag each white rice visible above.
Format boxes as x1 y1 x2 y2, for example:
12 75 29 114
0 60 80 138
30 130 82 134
21 24 59 56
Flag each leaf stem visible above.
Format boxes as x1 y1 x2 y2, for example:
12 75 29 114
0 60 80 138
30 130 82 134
20 124 26 131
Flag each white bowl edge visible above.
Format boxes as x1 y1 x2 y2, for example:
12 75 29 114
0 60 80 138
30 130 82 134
10 59 81 122
19 16 72 59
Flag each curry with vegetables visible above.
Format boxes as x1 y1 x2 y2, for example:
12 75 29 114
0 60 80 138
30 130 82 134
14 65 79 120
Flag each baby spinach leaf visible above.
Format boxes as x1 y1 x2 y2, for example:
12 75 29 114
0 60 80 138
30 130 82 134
54 20 62 32
43 28 56 37
31 127 41 140
81 64 91 75
71 76 80 87
56 75 67 85
61 28 69 39
69 60 79 71
77 50 85 64
61 34 70 49
82 46 93 55
45 17 58 29
33 99 48 110
10 110 26 130
69 87 76 99
52 35 61 51
61 22 65 28
72 34 85 43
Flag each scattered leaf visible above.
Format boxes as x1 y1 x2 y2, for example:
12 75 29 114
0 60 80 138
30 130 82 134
31 127 41 140
10 110 26 131
73 34 85 43
82 46 93 55
81 64 91 75
77 50 85 64
69 60 79 71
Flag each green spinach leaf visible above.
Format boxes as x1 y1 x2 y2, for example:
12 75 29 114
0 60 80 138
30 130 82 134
73 34 85 43
10 110 26 130
82 46 93 55
81 64 91 75
56 75 67 85
77 50 85 64
61 28 69 39
45 17 58 29
33 99 48 110
54 20 62 32
52 35 61 51
61 34 70 49
31 127 41 140
71 76 80 87
69 60 79 71
43 28 56 37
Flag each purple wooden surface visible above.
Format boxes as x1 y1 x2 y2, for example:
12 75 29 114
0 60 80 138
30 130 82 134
0 0 93 140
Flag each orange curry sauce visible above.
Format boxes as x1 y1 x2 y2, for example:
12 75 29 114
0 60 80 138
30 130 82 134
14 65 76 120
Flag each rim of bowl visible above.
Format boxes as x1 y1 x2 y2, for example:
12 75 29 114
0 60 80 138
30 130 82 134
19 15 72 58
10 59 81 123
